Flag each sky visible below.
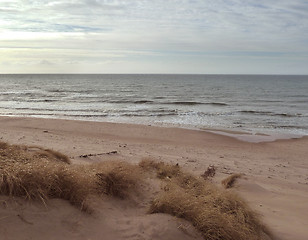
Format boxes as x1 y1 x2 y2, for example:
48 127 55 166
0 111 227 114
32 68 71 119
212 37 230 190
0 0 308 74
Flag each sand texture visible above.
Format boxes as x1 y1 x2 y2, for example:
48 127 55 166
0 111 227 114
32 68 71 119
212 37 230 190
0 117 307 240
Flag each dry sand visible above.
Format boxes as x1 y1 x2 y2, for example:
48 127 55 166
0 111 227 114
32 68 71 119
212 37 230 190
0 116 307 240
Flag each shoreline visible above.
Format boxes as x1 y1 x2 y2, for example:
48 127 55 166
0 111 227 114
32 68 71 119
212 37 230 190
0 115 305 143
206 129 304 143
1 116 308 239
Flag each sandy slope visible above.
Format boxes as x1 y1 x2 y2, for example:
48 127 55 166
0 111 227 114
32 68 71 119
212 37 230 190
0 116 307 240
1 193 202 240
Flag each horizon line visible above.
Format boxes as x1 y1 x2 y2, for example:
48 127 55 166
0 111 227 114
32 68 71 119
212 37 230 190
1 73 308 76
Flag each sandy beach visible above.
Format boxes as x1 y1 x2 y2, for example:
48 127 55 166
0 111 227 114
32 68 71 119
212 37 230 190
0 116 307 240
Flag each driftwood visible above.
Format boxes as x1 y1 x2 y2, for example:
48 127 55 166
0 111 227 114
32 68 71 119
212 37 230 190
79 151 118 158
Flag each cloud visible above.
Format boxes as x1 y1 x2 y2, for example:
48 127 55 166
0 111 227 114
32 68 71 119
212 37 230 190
39 59 54 65
0 0 307 74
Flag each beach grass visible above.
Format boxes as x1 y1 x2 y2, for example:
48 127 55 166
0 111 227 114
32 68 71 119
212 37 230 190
0 141 141 211
140 159 273 240
1 141 273 239
221 173 243 189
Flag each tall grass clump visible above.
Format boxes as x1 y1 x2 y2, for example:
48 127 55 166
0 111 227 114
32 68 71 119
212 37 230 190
32 148 71 164
140 159 273 240
0 141 140 211
221 173 243 189
95 161 141 199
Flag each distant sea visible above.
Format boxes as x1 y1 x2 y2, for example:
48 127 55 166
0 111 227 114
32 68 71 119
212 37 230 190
0 74 307 137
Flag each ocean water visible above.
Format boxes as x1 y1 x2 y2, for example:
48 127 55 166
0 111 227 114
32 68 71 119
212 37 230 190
0 74 307 136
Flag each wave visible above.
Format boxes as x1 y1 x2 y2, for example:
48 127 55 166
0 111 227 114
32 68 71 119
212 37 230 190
161 101 227 106
206 102 228 106
107 100 154 104
133 100 154 104
254 100 284 103
240 110 302 118
105 100 228 106
163 101 203 105
1 112 109 118
6 106 178 117
120 112 178 117
291 100 308 104
119 90 135 93
275 113 302 117
8 112 178 118
47 89 94 94
276 125 308 130
12 107 75 112
153 96 166 99
22 99 59 103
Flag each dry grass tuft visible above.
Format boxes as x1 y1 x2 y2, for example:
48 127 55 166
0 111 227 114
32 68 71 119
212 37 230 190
139 158 181 179
0 141 140 211
33 148 71 164
221 173 243 189
95 161 141 199
201 165 216 180
143 159 273 240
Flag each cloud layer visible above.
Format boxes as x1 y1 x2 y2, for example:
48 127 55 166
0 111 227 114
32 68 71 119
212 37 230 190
1 0 308 74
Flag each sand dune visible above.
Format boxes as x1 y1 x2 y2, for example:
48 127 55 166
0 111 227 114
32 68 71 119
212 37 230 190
1 195 204 240
0 117 307 240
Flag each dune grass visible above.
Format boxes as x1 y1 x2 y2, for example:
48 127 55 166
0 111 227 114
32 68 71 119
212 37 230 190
0 141 140 211
32 148 71 164
1 142 273 239
221 173 243 189
140 159 273 240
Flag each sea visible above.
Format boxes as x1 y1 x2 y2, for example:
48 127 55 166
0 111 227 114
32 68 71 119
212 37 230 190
0 74 307 138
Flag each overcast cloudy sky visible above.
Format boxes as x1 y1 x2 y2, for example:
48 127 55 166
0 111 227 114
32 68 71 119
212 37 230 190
0 0 307 74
